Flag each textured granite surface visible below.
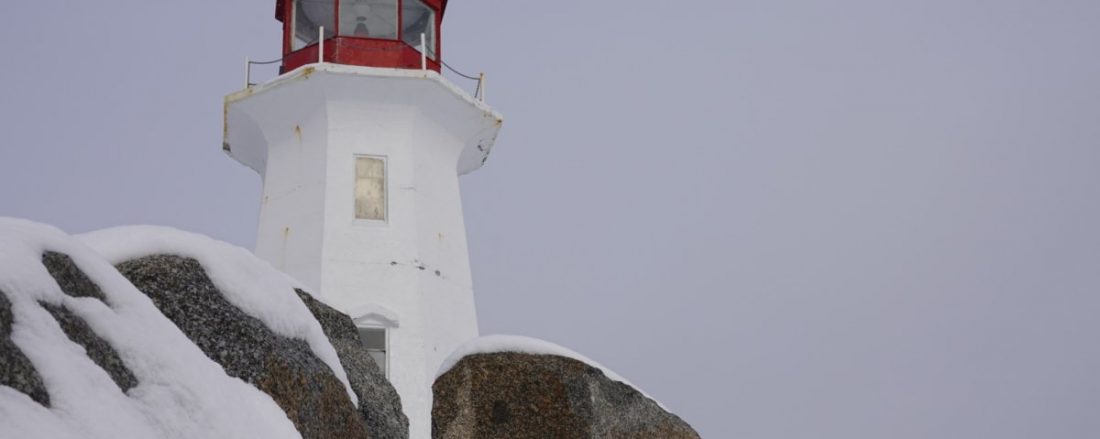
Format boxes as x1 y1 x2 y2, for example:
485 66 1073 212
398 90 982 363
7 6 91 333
0 290 50 406
37 253 137 393
40 302 137 392
115 255 371 439
296 289 409 439
433 352 700 439
42 252 107 302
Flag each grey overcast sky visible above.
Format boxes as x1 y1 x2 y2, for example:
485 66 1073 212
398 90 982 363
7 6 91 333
2 1 1099 437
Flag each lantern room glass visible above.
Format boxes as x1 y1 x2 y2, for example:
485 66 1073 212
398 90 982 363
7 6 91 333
401 0 437 59
339 0 398 39
289 0 439 61
293 0 336 50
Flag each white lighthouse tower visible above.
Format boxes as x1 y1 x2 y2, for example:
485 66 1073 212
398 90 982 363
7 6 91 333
222 1 501 436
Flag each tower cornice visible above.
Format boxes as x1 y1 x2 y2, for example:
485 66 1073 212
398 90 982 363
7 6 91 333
224 63 502 176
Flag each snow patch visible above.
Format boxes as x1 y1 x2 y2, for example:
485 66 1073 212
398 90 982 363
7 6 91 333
77 225 357 405
0 217 301 438
436 334 666 409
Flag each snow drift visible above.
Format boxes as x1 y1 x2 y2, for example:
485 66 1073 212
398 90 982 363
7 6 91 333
0 218 301 439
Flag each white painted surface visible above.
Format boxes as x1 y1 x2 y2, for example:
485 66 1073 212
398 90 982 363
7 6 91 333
224 63 502 439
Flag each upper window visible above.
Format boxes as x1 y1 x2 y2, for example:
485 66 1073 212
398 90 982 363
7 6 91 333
355 156 386 221
293 0 336 50
401 0 437 59
339 0 398 39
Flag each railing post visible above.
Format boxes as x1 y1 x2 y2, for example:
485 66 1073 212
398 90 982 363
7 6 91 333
479 73 486 102
420 33 427 70
319 26 325 64
245 56 251 88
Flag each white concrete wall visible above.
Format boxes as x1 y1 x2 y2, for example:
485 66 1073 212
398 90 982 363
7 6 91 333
224 64 502 439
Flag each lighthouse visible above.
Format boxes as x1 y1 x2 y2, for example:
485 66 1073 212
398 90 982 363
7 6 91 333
222 1 502 436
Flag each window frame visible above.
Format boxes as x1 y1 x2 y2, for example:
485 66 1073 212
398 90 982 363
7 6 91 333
357 326 389 377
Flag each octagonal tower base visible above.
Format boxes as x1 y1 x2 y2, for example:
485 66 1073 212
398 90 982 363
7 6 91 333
224 63 502 438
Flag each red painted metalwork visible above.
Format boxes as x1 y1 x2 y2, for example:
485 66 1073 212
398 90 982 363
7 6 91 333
281 0 292 62
276 0 446 73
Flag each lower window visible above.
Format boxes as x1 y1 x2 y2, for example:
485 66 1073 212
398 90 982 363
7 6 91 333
358 326 387 376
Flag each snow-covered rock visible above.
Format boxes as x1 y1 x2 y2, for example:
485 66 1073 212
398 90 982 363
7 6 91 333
0 218 301 439
78 225 355 404
433 335 699 439
297 289 408 438
2 217 697 439
0 219 408 439
106 253 370 438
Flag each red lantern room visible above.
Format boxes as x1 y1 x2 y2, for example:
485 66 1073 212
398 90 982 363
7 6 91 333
275 0 447 73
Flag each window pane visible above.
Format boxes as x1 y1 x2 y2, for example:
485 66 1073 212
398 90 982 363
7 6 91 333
339 0 398 39
401 0 437 59
358 327 386 349
368 351 386 375
355 157 386 220
294 0 336 50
